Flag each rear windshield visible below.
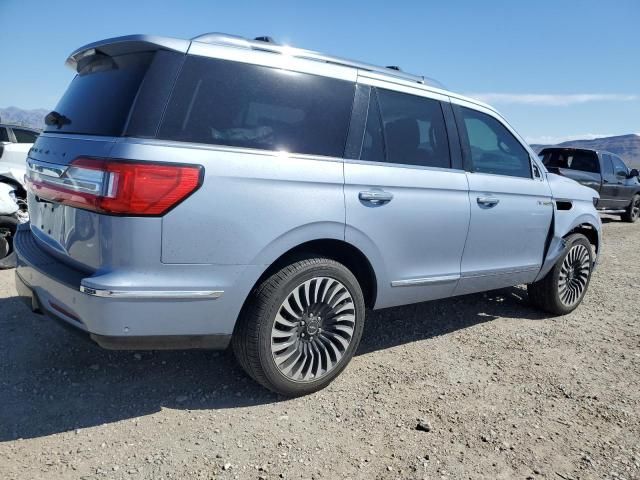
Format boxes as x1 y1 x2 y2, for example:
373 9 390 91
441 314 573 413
541 149 600 174
45 52 154 136
157 56 355 157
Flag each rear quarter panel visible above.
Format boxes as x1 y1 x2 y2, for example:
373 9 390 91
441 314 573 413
110 139 346 266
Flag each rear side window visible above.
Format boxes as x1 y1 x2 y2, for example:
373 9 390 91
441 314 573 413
0 127 8 142
541 150 600 174
360 88 450 168
13 128 38 143
458 107 531 178
601 154 614 176
45 52 154 136
158 56 355 157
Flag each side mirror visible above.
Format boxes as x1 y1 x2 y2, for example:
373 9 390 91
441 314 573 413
629 168 639 178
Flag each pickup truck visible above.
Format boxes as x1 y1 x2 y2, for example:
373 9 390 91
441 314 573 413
539 147 640 222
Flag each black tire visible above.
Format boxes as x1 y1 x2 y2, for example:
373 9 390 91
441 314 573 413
527 233 593 315
0 216 19 269
621 194 640 223
232 257 366 396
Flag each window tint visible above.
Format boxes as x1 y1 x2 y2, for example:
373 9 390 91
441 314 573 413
360 90 385 163
459 107 531 178
367 88 450 168
158 56 355 157
0 127 8 143
12 128 38 143
601 154 614 176
45 52 154 136
541 149 600 173
612 156 628 177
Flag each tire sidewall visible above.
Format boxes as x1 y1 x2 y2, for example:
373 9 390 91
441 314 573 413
631 195 640 222
256 261 366 396
549 234 593 314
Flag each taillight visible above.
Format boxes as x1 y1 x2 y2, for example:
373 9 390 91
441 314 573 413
26 157 203 216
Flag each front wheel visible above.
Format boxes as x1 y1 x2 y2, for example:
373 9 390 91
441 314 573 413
233 257 366 396
621 194 640 223
527 233 594 315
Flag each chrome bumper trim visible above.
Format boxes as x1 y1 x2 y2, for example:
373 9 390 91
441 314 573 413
79 285 223 299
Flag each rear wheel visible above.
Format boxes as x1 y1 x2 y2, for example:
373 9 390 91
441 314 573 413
527 233 593 315
621 194 640 223
233 257 365 396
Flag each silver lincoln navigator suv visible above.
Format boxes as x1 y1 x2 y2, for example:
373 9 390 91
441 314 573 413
15 33 602 396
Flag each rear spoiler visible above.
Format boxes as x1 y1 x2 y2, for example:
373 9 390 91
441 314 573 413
65 35 191 71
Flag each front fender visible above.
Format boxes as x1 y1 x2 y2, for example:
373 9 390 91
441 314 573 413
535 207 602 282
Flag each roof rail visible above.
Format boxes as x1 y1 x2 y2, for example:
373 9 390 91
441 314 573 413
191 32 445 89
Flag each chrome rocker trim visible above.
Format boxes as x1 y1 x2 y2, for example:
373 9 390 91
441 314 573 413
79 285 224 299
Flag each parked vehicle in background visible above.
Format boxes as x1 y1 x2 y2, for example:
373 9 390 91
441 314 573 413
0 123 39 173
539 147 640 222
14 33 602 396
0 170 28 268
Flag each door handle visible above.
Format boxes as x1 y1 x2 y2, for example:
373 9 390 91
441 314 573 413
477 196 500 207
359 190 393 204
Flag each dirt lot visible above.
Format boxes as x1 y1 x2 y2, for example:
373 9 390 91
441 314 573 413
0 217 638 480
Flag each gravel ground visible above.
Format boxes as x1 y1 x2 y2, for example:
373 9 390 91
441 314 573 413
1 217 639 480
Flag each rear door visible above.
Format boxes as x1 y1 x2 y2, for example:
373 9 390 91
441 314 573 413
344 80 470 309
452 102 553 295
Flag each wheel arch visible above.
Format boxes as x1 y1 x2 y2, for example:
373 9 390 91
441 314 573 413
250 238 378 309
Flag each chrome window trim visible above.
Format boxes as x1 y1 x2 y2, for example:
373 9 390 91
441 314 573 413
118 137 346 164
79 285 224 299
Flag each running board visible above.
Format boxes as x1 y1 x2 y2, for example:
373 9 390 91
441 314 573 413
597 209 626 214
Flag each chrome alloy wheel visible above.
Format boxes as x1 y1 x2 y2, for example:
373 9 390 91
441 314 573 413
558 244 591 307
270 277 356 382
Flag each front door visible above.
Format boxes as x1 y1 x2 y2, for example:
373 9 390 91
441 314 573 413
452 103 553 295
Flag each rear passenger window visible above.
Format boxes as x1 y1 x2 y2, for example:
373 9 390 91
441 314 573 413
361 88 450 168
12 128 38 143
458 107 531 178
0 127 8 143
542 150 600 173
158 56 355 157
602 154 614 176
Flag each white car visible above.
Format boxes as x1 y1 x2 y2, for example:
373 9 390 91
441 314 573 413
0 123 39 175
0 123 33 267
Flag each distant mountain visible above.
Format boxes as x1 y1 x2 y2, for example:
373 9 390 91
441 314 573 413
0 106 48 130
531 134 640 169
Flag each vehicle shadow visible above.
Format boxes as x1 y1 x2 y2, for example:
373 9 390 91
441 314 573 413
0 285 546 441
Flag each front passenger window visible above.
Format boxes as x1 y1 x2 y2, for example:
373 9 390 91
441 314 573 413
458 107 531 178
612 157 629 178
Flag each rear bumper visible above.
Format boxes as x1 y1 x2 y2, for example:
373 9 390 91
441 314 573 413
13 224 259 349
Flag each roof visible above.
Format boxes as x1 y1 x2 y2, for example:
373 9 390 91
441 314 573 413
65 33 496 114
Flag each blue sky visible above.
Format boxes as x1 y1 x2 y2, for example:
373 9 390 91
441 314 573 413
0 0 638 143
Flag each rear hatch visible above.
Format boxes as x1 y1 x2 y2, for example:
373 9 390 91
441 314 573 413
26 36 188 272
